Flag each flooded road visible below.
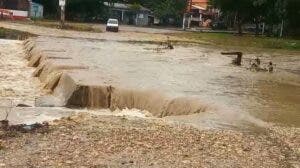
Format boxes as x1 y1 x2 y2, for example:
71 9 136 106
0 39 74 124
35 36 300 128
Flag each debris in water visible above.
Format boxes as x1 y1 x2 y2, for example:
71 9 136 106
250 57 262 71
154 37 174 52
0 119 49 137
166 36 174 49
16 103 32 107
249 57 275 73
221 52 243 66
268 61 274 73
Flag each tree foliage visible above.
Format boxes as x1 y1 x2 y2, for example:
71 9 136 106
33 0 186 25
211 0 300 37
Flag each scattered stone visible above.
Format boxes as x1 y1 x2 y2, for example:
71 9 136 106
16 103 32 107
0 114 298 167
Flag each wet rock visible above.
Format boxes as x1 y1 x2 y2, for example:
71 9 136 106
16 104 32 107
221 52 243 66
242 146 251 152
0 120 9 130
0 140 4 150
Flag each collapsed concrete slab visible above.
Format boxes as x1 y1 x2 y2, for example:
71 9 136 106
29 53 72 67
53 71 112 108
33 59 88 82
0 107 74 125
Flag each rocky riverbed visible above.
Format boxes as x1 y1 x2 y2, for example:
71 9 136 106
0 113 299 168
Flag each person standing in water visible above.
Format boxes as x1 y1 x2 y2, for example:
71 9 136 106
268 61 274 72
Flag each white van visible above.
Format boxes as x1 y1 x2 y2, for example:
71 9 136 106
106 19 119 32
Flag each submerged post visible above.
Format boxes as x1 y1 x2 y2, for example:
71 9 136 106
221 52 243 66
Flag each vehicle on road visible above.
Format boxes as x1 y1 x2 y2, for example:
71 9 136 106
106 19 119 32
211 20 227 30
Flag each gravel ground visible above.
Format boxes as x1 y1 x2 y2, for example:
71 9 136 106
1 113 299 168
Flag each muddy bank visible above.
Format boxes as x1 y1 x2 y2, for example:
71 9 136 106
0 113 299 168
0 27 34 40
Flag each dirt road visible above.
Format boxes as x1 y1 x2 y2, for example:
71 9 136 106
0 21 182 42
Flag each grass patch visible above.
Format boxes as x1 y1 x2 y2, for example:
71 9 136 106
172 32 300 51
0 27 35 40
24 20 102 33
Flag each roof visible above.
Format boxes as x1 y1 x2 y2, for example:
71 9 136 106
192 0 208 3
103 2 151 12
191 0 209 10
31 2 43 7
192 5 206 10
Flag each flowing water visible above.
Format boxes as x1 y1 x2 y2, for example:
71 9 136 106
50 37 299 128
2 36 300 129
0 39 42 105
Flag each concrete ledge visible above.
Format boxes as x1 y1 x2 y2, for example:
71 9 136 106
24 37 210 117
110 88 169 117
53 71 111 108
33 59 88 82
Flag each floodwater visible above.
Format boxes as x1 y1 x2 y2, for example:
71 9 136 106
0 39 42 105
0 39 166 125
43 37 300 128
0 39 73 124
2 36 300 129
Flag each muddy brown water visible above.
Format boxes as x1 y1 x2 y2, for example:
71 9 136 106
0 27 34 40
35 37 300 128
1 35 299 129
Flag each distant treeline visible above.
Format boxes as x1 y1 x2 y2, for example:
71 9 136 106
32 0 299 37
32 0 187 25
211 0 300 37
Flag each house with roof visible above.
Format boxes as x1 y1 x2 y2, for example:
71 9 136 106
104 2 153 26
0 0 43 19
184 0 219 28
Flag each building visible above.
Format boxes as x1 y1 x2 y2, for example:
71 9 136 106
30 2 43 18
104 2 153 26
184 0 219 28
0 0 43 19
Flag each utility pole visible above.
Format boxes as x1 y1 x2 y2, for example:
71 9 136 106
28 0 32 18
182 13 186 30
183 0 192 30
262 23 265 36
59 0 66 28
280 19 284 38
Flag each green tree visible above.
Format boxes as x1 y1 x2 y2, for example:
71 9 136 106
66 0 107 22
33 0 58 18
284 0 300 37
211 0 254 35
